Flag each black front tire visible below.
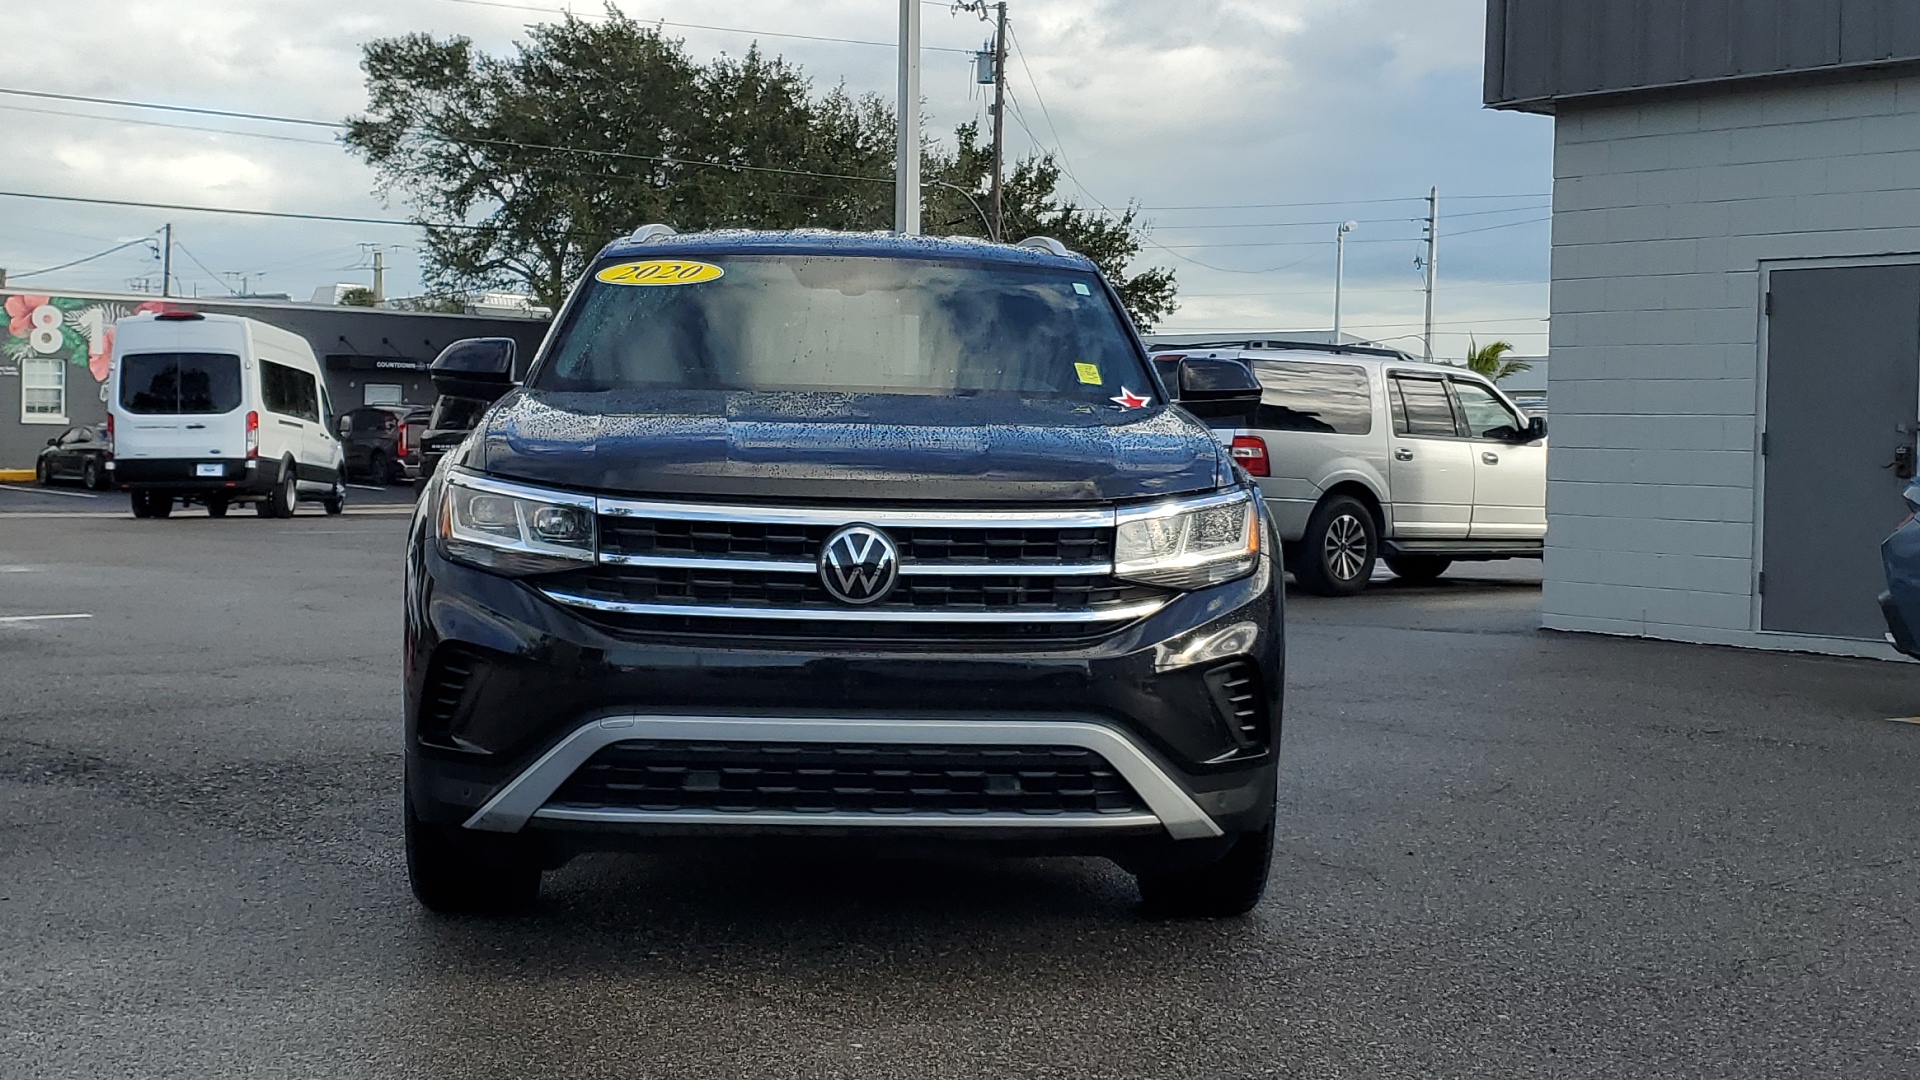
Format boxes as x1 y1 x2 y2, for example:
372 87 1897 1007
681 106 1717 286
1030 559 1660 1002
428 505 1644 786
1293 495 1377 597
405 800 541 915
1136 822 1275 918
1385 555 1451 584
36 459 51 486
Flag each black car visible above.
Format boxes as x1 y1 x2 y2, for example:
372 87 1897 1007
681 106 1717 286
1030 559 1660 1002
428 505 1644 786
36 425 112 490
1880 479 1920 658
404 229 1284 918
337 404 428 484
411 393 490 494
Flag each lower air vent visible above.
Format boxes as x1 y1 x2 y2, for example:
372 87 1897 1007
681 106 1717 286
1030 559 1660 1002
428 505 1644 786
418 644 485 744
1204 663 1266 747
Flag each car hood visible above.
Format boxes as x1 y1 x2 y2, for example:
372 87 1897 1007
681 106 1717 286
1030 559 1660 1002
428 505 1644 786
457 388 1230 504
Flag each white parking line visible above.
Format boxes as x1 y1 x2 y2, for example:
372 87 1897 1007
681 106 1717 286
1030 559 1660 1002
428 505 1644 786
0 613 92 624
0 484 98 499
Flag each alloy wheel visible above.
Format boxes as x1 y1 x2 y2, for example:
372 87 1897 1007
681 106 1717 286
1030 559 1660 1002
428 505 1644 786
1323 513 1370 581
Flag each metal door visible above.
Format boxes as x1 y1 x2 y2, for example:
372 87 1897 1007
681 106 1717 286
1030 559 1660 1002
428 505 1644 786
1762 264 1920 639
1386 375 1474 538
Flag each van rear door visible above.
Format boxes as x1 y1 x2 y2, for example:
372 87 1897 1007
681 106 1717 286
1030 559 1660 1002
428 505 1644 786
114 352 248 462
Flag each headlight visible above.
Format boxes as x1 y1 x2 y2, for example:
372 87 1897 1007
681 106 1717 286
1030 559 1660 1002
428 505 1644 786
439 469 596 575
1114 490 1260 590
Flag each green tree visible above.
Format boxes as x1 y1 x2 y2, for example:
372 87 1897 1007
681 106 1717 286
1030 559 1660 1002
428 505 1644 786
1465 337 1531 382
338 286 377 307
343 8 1175 326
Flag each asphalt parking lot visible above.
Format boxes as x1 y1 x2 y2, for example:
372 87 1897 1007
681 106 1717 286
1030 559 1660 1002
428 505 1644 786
3 494 1918 1079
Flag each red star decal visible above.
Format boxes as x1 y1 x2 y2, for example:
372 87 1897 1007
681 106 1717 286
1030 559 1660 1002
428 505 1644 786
1110 387 1151 409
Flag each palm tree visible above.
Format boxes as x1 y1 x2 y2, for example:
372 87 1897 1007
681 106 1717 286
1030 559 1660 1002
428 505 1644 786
1465 337 1532 382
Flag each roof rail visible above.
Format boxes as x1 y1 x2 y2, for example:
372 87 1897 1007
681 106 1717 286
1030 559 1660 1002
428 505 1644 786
627 223 678 243
1152 338 1417 361
1015 236 1071 257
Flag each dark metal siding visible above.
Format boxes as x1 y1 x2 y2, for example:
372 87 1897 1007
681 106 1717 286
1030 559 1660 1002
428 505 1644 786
1486 0 1920 111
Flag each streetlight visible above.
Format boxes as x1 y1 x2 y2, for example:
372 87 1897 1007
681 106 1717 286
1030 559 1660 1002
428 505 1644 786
1333 220 1358 343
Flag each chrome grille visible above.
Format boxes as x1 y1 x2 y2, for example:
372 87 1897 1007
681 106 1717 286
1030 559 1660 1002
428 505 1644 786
538 498 1167 629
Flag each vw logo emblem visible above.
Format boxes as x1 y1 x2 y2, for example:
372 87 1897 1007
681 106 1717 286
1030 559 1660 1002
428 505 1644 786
819 524 900 606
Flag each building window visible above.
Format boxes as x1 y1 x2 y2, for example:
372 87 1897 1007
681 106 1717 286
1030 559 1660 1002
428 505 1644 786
21 355 66 423
363 383 403 405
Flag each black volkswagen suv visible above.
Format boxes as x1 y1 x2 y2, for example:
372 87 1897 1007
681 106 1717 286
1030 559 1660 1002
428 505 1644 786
405 229 1284 916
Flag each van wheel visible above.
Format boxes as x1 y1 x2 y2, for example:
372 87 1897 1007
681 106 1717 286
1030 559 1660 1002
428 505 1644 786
1385 555 1451 584
1136 822 1274 918
146 494 173 519
130 491 152 518
206 496 229 518
405 800 541 915
1294 495 1376 596
265 466 298 518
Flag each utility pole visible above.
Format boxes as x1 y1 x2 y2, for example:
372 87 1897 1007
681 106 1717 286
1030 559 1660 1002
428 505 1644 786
372 248 386 305
1422 186 1439 361
989 2 1008 240
894 0 922 235
160 223 173 298
1333 220 1357 342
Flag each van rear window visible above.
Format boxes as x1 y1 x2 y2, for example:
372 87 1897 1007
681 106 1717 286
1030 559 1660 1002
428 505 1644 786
119 353 243 415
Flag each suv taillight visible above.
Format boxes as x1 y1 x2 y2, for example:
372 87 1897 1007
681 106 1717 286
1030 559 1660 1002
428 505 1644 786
246 410 259 458
397 425 408 458
1230 435 1270 477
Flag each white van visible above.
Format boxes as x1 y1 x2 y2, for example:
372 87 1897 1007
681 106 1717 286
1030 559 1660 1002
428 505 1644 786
107 312 346 518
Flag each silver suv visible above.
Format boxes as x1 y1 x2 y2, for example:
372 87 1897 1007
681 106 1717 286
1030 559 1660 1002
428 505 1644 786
1152 341 1547 596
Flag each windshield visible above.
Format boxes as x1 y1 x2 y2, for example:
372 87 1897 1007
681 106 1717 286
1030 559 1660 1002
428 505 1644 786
531 255 1152 402
119 352 243 415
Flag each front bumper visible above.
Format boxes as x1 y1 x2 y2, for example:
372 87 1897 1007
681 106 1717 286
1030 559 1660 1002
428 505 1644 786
404 519 1284 852
112 457 275 495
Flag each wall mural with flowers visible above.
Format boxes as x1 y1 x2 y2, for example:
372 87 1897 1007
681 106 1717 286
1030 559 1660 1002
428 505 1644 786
4 294 179 384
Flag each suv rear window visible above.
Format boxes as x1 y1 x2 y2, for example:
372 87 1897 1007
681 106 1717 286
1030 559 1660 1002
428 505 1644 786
119 352 242 415
1249 361 1372 435
535 255 1149 404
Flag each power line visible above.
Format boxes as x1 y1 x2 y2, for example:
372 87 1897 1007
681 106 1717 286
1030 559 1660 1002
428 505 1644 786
0 102 339 145
433 0 974 53
1152 204 1553 232
171 243 235 294
0 190 460 229
0 87 341 128
1143 193 1552 211
12 234 158 280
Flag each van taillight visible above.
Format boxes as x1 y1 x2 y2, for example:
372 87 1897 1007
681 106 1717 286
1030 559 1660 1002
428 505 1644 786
246 411 259 458
1230 435 1270 477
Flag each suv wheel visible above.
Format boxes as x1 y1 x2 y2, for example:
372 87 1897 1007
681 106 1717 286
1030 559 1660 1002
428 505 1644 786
1385 555 1451 584
1136 822 1274 918
405 799 541 915
1294 495 1377 596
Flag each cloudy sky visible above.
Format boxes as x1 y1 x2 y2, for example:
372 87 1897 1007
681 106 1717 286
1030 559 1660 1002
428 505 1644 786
0 0 1552 357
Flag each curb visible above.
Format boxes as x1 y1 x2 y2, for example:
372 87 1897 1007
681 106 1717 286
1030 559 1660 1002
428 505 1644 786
0 469 35 482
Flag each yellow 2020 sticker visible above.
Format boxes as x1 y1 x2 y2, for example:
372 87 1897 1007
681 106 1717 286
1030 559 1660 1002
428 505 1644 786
596 259 725 286
1074 362 1103 385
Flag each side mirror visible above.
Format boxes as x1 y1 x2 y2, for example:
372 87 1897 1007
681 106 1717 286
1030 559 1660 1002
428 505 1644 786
430 338 517 403
1173 357 1262 422
47 437 58 446
335 417 351 437
1524 415 1547 441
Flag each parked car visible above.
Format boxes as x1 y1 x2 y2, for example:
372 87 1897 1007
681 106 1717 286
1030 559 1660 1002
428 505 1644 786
411 392 490 494
108 310 347 518
1150 340 1547 596
35 425 112 490
1879 479 1920 658
405 228 1283 918
338 404 429 484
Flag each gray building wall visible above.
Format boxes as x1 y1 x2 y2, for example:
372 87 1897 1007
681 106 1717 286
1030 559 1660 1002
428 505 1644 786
1488 0 1920 112
1542 73 1920 656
